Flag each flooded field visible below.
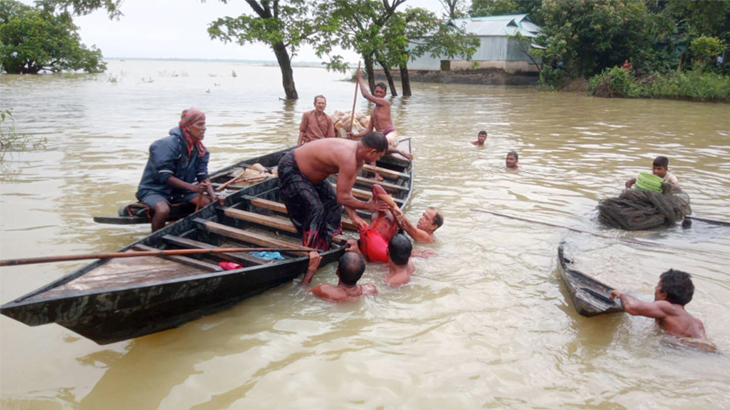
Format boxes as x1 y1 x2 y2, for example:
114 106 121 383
1 60 729 409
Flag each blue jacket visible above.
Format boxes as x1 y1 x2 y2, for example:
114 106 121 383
136 127 210 200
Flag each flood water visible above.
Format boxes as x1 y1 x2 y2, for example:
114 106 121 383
1 60 729 409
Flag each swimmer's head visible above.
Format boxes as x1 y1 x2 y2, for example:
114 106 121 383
657 269 694 305
337 252 366 286
477 130 487 144
388 234 412 266
417 207 444 233
506 151 519 168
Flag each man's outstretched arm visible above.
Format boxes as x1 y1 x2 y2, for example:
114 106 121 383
610 290 669 318
394 211 433 243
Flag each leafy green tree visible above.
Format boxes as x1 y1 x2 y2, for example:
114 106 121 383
537 0 653 77
439 0 468 19
208 0 323 100
0 0 106 74
470 0 542 22
35 0 123 19
690 36 727 72
315 0 407 94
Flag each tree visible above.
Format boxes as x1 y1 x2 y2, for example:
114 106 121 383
537 0 654 77
34 0 124 19
439 0 467 19
315 0 407 94
0 0 106 74
470 0 543 22
208 0 323 100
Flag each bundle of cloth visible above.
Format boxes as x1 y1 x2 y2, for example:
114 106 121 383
330 110 370 139
597 184 691 230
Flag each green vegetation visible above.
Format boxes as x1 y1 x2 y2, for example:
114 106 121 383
510 0 730 102
588 67 730 102
0 0 106 74
0 110 47 156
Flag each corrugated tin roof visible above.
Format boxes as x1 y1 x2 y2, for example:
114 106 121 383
447 14 541 38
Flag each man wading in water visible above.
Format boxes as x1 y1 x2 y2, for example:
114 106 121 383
350 68 413 180
277 132 390 252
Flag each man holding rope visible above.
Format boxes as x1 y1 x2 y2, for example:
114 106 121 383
136 108 221 232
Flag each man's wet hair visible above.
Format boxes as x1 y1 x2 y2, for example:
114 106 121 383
362 131 388 153
388 234 412 266
659 269 694 305
375 82 387 92
478 130 487 136
338 252 366 286
429 207 444 229
653 156 669 167
313 95 326 104
508 151 519 161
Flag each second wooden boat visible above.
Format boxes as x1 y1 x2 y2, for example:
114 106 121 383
558 246 624 317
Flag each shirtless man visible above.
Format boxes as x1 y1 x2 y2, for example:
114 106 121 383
610 269 712 345
277 132 390 250
394 207 443 243
386 234 416 287
472 130 487 146
309 252 377 302
351 69 413 163
506 151 521 170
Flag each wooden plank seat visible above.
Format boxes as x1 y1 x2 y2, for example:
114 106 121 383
354 176 409 192
329 183 405 205
242 197 360 231
362 164 409 180
195 219 314 256
161 235 268 266
222 209 352 241
131 244 223 272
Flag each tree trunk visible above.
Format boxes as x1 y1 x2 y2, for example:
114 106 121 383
399 63 411 97
272 42 298 100
376 56 397 97
364 54 376 93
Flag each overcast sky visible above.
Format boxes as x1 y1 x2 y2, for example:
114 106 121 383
21 0 449 61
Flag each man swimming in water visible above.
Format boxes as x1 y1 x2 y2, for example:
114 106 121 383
394 207 443 243
385 234 415 287
308 252 377 302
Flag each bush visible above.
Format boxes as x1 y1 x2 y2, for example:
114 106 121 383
588 66 643 97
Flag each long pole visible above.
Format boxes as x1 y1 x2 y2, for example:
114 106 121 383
470 209 656 247
0 247 315 267
349 61 362 134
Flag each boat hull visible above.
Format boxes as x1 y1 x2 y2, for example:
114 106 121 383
557 246 624 317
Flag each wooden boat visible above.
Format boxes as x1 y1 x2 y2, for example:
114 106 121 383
93 148 291 225
557 245 624 317
1 141 413 345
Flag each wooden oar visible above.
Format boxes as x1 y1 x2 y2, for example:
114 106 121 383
470 209 656 247
349 61 361 133
0 247 315 267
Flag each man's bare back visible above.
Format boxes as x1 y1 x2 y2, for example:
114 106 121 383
311 283 377 302
387 260 415 287
293 138 361 184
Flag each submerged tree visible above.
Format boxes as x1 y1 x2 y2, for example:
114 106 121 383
0 0 106 74
208 0 323 100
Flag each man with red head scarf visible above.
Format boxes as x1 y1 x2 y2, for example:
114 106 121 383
136 108 221 232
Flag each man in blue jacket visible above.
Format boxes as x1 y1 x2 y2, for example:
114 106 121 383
136 108 220 232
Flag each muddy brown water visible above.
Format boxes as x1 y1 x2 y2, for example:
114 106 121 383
1 61 729 409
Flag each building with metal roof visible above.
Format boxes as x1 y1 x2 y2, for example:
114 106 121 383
408 14 541 73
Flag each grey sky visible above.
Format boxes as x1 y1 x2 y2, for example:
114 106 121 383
22 0 449 61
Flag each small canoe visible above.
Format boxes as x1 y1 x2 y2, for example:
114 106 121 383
557 246 624 317
1 141 413 345
93 147 291 225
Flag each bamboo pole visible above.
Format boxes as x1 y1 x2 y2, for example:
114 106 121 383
470 209 655 247
349 61 362 134
0 247 315 267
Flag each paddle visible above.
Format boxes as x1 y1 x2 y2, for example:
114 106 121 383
0 247 316 267
348 61 362 135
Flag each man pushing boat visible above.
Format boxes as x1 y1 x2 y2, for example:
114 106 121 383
610 269 715 352
278 132 390 251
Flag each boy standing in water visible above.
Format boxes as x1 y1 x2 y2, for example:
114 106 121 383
472 130 487 146
385 234 416 287
308 252 377 302
610 269 713 350
625 156 680 189
506 151 521 170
